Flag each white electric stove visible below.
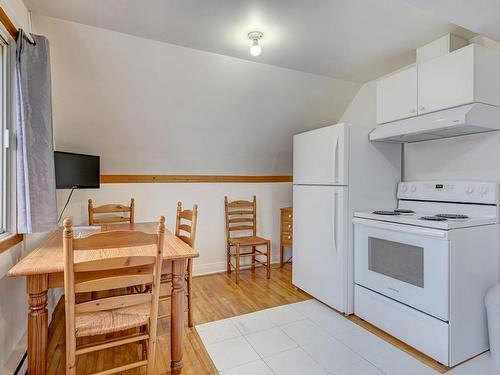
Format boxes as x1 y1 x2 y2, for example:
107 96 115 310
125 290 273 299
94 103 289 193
352 181 500 367
355 181 499 230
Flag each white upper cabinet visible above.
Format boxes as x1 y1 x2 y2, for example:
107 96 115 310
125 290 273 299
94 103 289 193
377 66 417 124
418 44 473 115
377 44 500 124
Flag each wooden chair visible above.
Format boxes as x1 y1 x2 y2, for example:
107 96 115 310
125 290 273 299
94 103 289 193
62 216 165 375
159 202 198 327
225 196 270 284
88 198 135 225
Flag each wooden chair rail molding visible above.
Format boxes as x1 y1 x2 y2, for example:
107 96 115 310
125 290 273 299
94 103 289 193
100 175 293 183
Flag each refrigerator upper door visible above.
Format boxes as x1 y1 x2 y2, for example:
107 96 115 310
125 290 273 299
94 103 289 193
293 123 348 185
292 185 348 312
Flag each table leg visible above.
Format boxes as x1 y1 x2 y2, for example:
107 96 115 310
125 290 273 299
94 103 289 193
170 259 186 375
27 274 49 375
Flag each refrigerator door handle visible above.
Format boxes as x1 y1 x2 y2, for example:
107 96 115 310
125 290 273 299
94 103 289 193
332 133 339 184
332 190 338 253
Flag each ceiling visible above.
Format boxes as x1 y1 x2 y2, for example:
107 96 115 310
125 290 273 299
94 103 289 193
401 0 500 43
24 0 474 83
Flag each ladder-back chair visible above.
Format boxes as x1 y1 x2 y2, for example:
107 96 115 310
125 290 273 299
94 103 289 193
63 216 165 375
88 198 135 225
159 202 198 327
224 196 270 284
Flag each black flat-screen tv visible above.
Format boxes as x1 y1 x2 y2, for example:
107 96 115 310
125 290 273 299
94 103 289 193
54 151 100 189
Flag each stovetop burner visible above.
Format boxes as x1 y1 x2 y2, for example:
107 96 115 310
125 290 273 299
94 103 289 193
394 209 415 214
373 210 400 216
420 216 447 221
436 214 469 220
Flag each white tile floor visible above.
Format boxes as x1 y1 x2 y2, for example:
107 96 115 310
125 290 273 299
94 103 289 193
197 299 500 374
447 353 499 375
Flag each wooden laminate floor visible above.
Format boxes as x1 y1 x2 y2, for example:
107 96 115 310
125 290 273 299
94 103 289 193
46 264 448 374
46 264 309 375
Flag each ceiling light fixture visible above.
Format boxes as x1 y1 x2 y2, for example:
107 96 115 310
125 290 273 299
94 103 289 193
248 31 263 57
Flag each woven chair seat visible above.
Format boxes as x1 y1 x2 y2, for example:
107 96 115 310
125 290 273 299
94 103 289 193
229 236 268 246
75 303 150 338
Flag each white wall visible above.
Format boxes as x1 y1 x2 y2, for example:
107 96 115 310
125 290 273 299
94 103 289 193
58 183 292 275
25 14 360 291
27 13 350 278
338 80 402 204
404 133 500 181
26 14 361 277
32 14 360 175
338 78 500 183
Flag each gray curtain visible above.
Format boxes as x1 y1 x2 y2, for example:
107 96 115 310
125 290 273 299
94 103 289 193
16 30 57 233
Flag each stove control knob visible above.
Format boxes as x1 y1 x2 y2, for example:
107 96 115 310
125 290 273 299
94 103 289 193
480 185 488 195
400 184 408 192
410 186 417 193
465 185 474 195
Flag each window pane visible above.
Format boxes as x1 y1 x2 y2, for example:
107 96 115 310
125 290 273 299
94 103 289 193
0 42 4 233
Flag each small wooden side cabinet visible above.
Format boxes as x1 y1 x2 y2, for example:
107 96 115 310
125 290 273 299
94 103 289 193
280 207 293 267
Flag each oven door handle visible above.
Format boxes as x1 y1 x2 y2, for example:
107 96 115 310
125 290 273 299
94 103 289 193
352 217 448 239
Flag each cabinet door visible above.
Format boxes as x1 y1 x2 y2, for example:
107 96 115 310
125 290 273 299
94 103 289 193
418 45 474 115
376 66 417 124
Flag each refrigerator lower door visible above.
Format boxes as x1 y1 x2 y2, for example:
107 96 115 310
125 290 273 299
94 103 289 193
292 184 348 312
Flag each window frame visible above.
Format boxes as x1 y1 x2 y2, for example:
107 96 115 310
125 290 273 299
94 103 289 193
0 25 22 250
0 34 9 234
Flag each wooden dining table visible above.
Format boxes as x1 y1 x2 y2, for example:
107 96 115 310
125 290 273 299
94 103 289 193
7 222 198 375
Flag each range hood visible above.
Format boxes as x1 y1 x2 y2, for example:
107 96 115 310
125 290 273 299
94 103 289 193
369 103 500 143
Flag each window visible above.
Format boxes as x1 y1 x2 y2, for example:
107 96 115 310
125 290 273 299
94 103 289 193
0 37 7 233
0 33 16 237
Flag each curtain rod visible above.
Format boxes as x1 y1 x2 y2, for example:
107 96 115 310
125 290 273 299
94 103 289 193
0 6 35 44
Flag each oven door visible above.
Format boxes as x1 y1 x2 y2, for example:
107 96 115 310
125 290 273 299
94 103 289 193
353 218 449 321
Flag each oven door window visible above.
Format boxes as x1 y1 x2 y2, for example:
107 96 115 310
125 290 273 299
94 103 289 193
368 237 424 288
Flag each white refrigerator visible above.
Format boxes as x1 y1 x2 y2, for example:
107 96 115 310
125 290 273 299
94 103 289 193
293 123 401 314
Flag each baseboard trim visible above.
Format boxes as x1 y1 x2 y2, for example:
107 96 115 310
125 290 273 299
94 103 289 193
100 175 293 184
193 256 282 277
1 333 26 375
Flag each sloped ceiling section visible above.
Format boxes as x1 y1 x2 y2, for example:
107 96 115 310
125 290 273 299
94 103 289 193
401 0 500 42
33 15 360 175
24 0 473 82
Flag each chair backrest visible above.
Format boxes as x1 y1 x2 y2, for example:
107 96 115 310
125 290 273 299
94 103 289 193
224 196 257 241
175 202 198 248
63 216 165 339
88 198 135 225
